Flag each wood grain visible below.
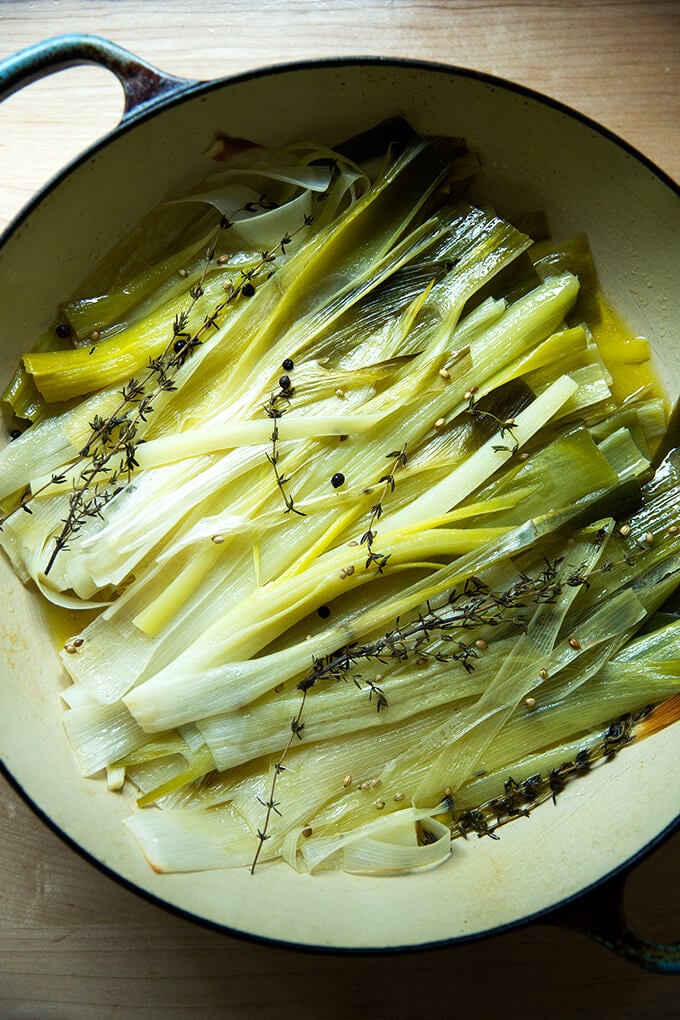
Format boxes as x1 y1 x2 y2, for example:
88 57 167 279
0 2 678 1016
1 0 678 233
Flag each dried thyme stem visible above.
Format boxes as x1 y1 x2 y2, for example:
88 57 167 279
37 213 316 573
250 561 567 869
466 389 520 455
250 688 309 874
264 385 306 517
301 560 566 694
449 704 653 841
360 444 408 572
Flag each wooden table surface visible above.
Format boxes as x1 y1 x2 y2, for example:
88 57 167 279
0 2 678 1016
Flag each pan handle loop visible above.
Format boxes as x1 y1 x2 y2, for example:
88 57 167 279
0 34 195 118
545 840 680 974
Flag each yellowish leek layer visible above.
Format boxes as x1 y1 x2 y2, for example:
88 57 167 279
1 129 676 880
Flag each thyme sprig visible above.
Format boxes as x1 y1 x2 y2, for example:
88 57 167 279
254 701 654 870
361 444 408 572
250 685 310 874
1 203 319 573
466 388 520 454
301 560 565 702
42 227 225 575
264 381 306 517
250 561 566 870
448 704 650 841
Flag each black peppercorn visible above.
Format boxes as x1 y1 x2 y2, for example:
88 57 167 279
279 374 291 391
317 605 331 619
282 358 294 371
173 339 187 353
331 472 345 488
9 428 22 440
241 282 255 297
56 322 71 339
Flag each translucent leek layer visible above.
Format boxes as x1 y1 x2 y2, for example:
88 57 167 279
1 125 677 878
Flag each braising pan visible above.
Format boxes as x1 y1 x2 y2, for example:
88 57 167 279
0 36 678 968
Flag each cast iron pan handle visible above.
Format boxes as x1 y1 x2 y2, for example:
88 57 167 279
544 833 680 974
0 33 195 118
